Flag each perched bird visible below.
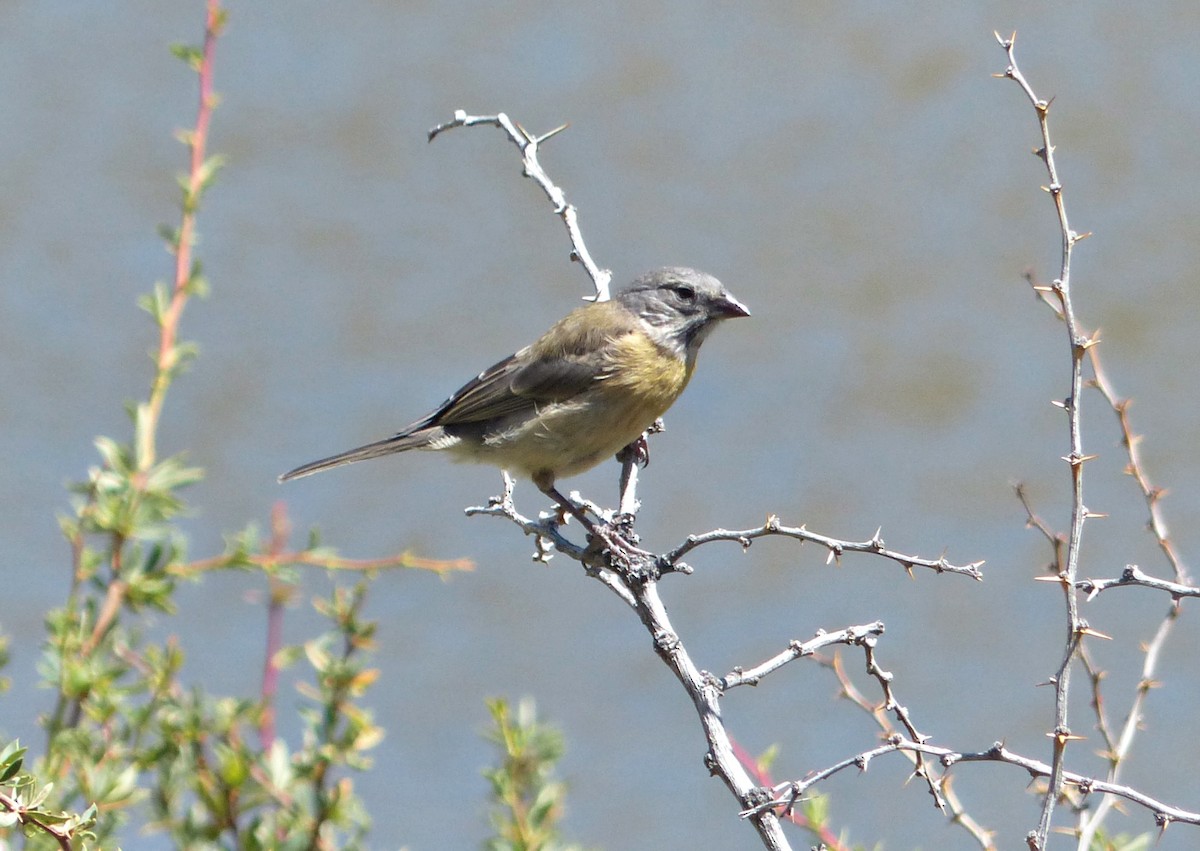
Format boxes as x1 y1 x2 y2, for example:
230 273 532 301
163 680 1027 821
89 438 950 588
280 266 749 530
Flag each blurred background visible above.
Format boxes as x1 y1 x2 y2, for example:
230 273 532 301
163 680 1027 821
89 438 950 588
3 1 1200 847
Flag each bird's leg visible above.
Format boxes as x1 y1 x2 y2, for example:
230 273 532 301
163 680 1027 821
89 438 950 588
534 479 651 562
616 418 664 470
539 482 598 529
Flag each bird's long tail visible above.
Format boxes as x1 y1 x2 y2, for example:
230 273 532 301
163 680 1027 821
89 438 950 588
278 431 430 482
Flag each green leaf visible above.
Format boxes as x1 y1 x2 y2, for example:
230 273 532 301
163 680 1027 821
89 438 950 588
195 154 226 193
137 281 172 326
169 42 203 70
134 402 154 471
93 436 130 473
158 222 182 250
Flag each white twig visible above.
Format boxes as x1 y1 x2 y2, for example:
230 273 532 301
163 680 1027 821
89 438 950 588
743 737 1200 830
667 516 983 579
995 31 1092 849
428 110 613 301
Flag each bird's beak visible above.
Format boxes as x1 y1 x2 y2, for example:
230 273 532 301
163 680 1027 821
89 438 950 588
714 292 751 319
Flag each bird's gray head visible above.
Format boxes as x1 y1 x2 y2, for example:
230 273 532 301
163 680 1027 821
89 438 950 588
616 267 750 358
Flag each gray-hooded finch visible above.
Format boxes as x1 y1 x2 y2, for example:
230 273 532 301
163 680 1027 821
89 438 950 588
280 267 749 525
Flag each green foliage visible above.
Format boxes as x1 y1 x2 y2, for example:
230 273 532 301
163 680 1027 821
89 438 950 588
1087 829 1154 851
0 741 98 848
483 697 585 851
135 584 379 849
0 10 436 849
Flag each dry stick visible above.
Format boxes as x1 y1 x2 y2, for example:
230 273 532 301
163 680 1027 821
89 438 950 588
742 737 1200 829
995 32 1095 850
1088 349 1190 585
1018 205 1196 851
668 517 983 579
1021 483 1192 847
1073 346 1191 849
428 111 613 301
717 625 950 816
822 653 997 850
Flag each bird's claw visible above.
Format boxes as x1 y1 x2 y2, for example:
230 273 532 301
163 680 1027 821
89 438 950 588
586 521 655 574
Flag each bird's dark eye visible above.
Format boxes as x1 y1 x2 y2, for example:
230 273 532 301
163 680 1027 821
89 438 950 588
673 284 696 302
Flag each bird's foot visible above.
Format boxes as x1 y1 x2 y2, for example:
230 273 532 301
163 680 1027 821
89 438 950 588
616 420 662 470
537 482 656 572
585 520 658 575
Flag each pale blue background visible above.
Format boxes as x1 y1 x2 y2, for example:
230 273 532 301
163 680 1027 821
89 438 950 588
3 2 1200 848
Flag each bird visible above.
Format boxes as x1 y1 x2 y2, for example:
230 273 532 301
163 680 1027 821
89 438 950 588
280 266 749 542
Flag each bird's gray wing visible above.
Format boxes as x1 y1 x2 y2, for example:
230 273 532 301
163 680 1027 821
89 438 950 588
415 345 611 429
405 301 636 431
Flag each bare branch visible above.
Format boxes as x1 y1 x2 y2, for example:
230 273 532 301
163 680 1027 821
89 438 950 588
1087 350 1191 584
1077 564 1200 601
744 737 1200 831
667 516 983 579
995 31 1091 847
717 622 885 691
428 110 613 300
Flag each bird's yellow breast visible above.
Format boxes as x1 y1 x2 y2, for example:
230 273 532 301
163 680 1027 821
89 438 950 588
599 326 692 413
468 327 692 481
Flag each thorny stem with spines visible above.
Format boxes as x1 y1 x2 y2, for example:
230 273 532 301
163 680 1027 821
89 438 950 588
994 31 1091 849
439 108 982 851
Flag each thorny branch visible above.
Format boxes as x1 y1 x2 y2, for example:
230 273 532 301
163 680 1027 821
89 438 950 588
445 110 982 850
1007 48 1195 851
742 737 1200 831
994 31 1093 849
668 517 983 579
428 110 613 301
823 653 996 849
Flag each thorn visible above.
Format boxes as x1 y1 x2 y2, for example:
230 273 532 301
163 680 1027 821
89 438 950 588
535 122 570 144
1047 729 1085 744
1078 626 1113 641
1050 399 1066 409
